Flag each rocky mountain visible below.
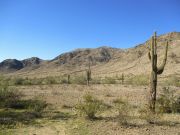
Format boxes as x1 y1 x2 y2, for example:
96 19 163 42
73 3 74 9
0 57 44 73
22 57 43 67
0 32 179 78
0 59 23 72
51 46 122 66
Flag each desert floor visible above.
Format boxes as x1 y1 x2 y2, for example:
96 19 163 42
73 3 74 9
0 84 180 135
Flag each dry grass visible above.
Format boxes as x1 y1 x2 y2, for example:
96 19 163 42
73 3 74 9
0 84 179 135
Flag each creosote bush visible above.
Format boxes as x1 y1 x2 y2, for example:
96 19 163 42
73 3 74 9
113 98 131 125
103 77 116 84
164 76 180 87
16 99 47 112
156 87 180 113
0 84 47 117
75 93 106 119
126 74 148 86
0 85 23 108
91 77 101 84
139 105 162 124
71 76 87 85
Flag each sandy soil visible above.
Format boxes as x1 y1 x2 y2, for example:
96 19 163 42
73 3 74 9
1 84 180 135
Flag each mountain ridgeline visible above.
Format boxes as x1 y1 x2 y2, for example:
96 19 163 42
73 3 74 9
0 32 180 77
0 57 43 72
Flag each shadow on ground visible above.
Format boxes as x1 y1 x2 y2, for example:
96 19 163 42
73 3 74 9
0 109 42 126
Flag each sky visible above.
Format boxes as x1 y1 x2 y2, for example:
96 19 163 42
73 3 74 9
0 0 180 62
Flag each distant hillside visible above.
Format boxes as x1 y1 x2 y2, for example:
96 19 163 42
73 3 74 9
0 32 180 78
51 46 122 66
0 57 44 73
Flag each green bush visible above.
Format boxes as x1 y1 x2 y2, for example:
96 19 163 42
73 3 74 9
22 79 32 85
0 76 10 86
72 76 87 85
43 76 57 84
8 77 32 86
31 78 43 85
61 78 68 84
75 94 106 119
0 85 23 108
126 74 148 86
9 99 47 112
156 87 180 113
91 78 101 84
0 85 47 114
12 78 24 85
164 76 180 87
103 77 116 84
139 105 162 124
30 100 47 112
113 98 131 125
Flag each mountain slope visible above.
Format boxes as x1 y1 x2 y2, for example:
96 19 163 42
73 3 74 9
51 46 121 66
0 57 44 73
0 32 180 78
0 59 23 72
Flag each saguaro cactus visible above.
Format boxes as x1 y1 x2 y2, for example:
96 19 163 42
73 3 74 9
86 62 91 86
121 73 124 84
148 32 168 113
67 74 70 84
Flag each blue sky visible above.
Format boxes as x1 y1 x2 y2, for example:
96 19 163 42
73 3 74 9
0 0 180 62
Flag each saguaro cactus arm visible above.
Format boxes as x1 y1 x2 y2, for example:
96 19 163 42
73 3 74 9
146 41 152 61
157 41 168 74
147 43 151 61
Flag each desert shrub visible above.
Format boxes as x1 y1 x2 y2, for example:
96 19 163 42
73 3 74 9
20 77 33 85
8 77 33 86
103 77 116 84
0 76 10 86
22 79 32 85
113 98 131 125
72 76 87 85
0 85 23 108
62 104 73 109
61 78 68 84
10 99 47 112
169 52 177 59
126 74 148 86
26 99 48 115
164 76 180 87
91 78 101 84
169 52 180 63
12 77 24 85
156 87 180 113
75 93 106 119
43 76 57 84
0 99 47 127
139 105 162 124
33 78 44 85
174 97 180 113
0 84 47 113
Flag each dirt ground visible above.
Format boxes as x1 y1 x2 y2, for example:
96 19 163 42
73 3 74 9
1 84 180 135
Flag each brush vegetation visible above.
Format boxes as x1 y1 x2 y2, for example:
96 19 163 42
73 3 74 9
75 93 107 119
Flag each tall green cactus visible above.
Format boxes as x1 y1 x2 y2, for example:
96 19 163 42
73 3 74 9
86 62 91 86
148 32 168 113
67 74 70 84
121 73 124 84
